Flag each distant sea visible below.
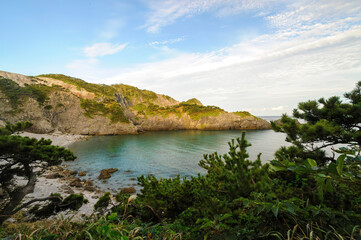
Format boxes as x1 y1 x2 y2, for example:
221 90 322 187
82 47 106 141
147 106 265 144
67 117 289 191
257 116 282 122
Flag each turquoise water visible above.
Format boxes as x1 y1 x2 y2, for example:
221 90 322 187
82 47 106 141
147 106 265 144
66 128 290 190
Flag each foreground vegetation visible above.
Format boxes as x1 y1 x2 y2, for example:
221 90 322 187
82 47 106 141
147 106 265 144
1 82 360 239
0 77 61 108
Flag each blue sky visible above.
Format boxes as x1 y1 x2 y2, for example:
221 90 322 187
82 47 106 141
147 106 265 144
1 0 361 115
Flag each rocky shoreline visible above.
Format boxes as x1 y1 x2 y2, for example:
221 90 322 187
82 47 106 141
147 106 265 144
16 132 137 220
23 165 137 220
23 165 103 219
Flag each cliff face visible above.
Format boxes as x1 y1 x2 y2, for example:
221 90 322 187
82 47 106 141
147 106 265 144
0 71 270 135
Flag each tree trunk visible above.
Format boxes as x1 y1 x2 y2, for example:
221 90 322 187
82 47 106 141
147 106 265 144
0 166 36 225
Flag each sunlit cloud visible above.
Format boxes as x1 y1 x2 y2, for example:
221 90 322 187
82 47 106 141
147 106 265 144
65 0 361 115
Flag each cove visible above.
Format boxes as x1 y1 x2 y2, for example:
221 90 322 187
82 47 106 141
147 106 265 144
66 128 289 191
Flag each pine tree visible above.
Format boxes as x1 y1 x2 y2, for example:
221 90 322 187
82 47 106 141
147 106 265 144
0 122 84 224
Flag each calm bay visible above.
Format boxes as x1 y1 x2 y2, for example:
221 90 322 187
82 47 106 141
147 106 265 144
67 121 290 190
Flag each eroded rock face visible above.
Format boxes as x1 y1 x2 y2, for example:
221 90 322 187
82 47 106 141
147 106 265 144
0 91 138 135
0 71 271 135
139 113 271 131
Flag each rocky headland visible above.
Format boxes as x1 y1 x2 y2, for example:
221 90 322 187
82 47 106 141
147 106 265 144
0 70 271 135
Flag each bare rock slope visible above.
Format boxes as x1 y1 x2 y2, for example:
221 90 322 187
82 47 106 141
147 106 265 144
0 71 270 135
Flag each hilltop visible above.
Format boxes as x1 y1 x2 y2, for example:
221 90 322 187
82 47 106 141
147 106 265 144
0 71 270 135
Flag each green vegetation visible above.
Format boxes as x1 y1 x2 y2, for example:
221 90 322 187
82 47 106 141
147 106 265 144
184 98 202 105
38 74 117 97
181 103 224 120
132 103 181 118
0 78 57 107
233 111 254 118
114 84 158 102
0 122 85 225
1 82 361 239
80 99 129 123
132 102 224 120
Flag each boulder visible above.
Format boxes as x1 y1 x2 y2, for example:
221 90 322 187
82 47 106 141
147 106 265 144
120 187 136 194
84 180 94 186
84 186 96 192
62 170 71 177
107 168 118 174
70 170 78 176
45 172 63 179
98 170 111 180
78 171 87 176
98 168 118 179
69 178 82 187
65 188 75 194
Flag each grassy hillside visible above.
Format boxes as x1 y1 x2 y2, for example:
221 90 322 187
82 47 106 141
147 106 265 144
0 77 61 107
37 74 117 97
132 102 225 120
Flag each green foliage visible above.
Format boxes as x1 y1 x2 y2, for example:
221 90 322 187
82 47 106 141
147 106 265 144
183 98 202 105
0 122 77 224
0 121 32 136
0 136 75 166
132 103 180 118
62 194 88 210
0 78 56 107
80 99 129 123
132 102 224 120
233 111 255 118
272 81 361 164
2 83 361 239
114 84 157 102
133 132 276 239
180 103 224 120
95 192 111 213
38 74 117 97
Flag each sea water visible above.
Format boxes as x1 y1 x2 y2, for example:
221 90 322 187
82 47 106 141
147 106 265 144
66 127 289 190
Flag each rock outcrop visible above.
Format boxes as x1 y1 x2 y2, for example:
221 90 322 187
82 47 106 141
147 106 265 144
0 70 271 134
98 168 118 180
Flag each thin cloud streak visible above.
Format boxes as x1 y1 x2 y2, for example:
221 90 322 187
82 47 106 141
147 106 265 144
142 0 285 33
84 42 128 58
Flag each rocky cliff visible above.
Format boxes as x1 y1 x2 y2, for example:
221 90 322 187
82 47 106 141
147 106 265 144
0 71 270 135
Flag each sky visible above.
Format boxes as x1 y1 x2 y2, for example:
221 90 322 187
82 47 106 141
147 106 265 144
1 0 361 116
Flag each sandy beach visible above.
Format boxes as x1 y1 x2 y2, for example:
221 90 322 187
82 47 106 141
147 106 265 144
17 131 89 147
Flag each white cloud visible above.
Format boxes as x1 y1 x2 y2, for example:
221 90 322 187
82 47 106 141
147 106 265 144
150 36 185 46
84 42 127 58
142 0 285 33
66 0 361 115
